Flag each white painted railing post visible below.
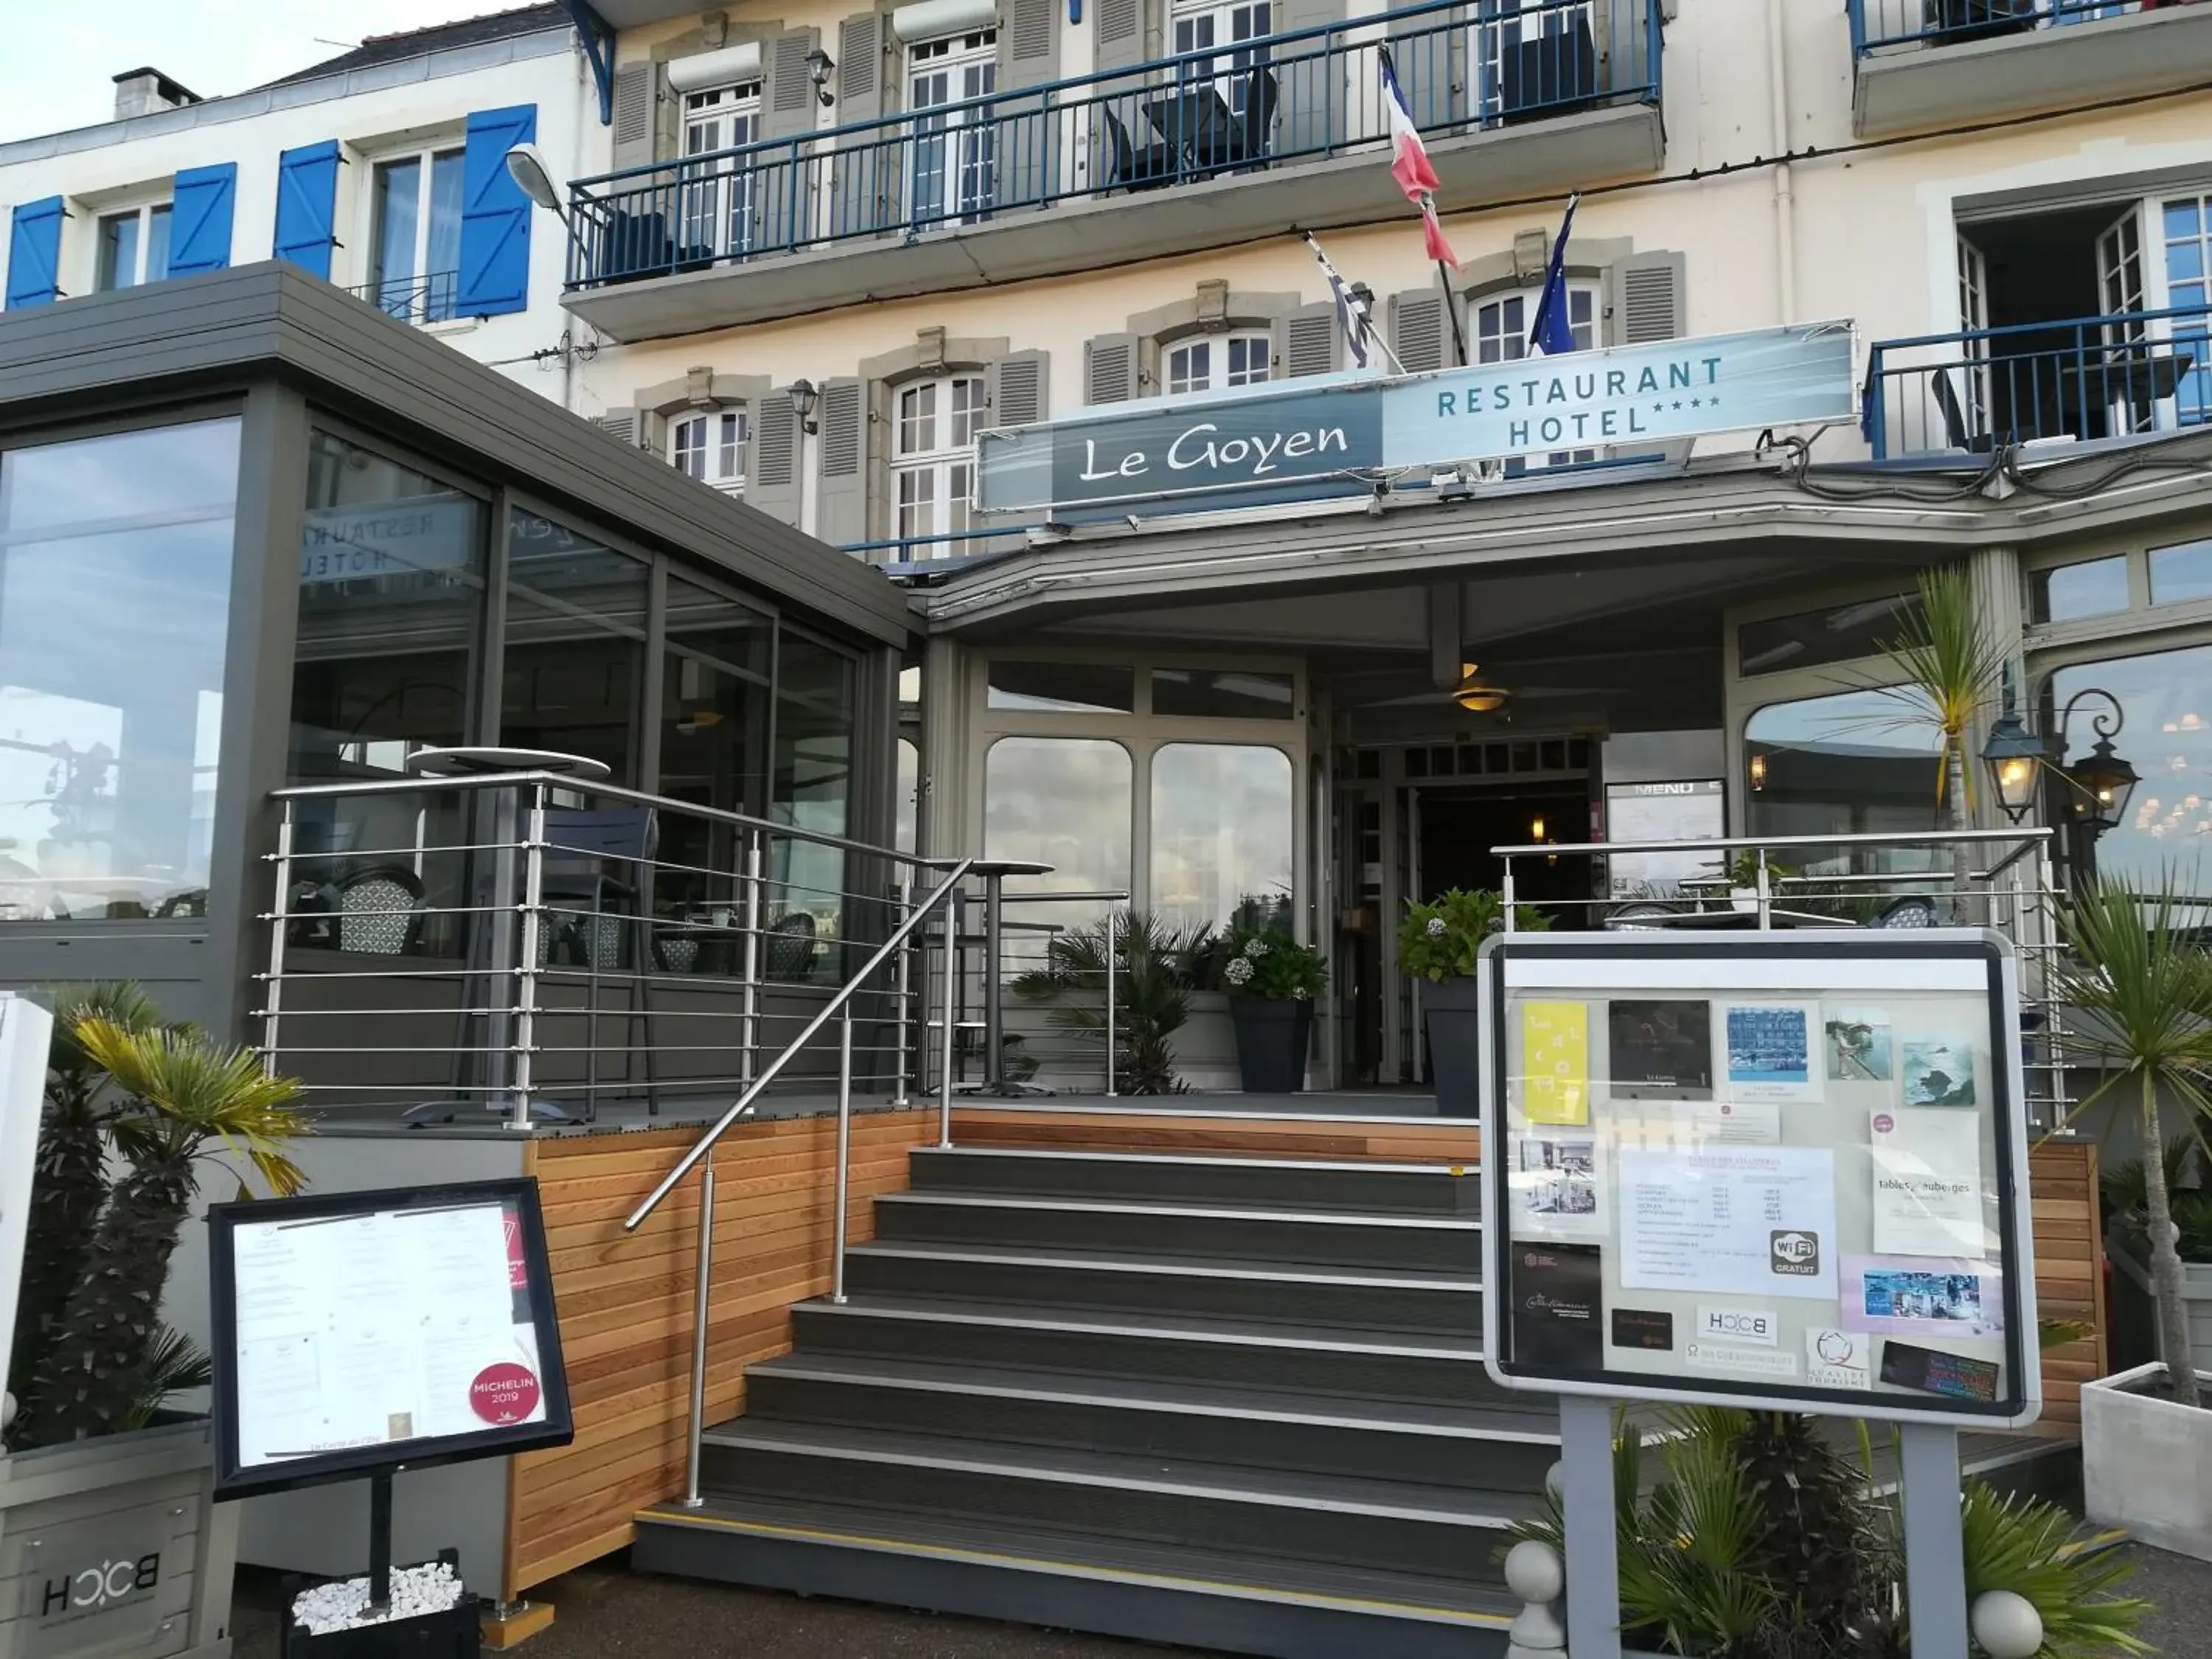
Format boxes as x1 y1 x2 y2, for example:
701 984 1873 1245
1503 1540 1567 1658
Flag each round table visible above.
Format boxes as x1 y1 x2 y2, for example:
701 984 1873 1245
963 860 1054 1097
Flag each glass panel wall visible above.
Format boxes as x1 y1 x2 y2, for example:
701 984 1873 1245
2046 644 2212 890
657 576 773 942
1743 686 1945 874
984 736 1133 932
0 419 240 919
772 631 856 977
1149 742 1293 934
501 509 650 783
1151 668 1294 720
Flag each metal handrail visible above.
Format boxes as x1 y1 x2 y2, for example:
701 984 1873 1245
1488 827 2055 858
1848 0 2148 54
625 856 975 1231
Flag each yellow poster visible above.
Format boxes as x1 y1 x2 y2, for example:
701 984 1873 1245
1523 1001 1590 1125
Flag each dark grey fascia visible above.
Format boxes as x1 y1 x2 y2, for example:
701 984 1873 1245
917 428 2212 636
0 263 914 651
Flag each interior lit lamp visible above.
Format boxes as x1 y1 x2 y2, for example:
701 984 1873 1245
1453 663 1509 714
1747 751 1767 790
1530 815 1546 842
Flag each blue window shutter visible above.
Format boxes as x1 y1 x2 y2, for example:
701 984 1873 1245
457 104 537 317
169 163 237 276
4 196 65 308
274 141 342 279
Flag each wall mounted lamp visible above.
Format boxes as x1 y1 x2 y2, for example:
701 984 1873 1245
787 378 820 434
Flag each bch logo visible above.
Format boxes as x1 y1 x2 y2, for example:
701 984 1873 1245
1697 1307 1777 1346
39 1554 160 1620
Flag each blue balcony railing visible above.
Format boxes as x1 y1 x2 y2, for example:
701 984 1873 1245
564 0 1660 288
1847 0 2168 55
1864 303 2211 459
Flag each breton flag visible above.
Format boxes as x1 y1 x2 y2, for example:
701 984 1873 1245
1526 195 1580 357
1377 46 1458 270
1304 232 1374 371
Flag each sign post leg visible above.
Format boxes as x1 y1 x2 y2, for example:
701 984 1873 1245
1900 1423 1968 1659
365 1467 395 1616
1557 1395 1621 1659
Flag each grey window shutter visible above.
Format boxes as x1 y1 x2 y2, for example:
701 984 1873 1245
765 29 821 141
594 408 641 447
1388 289 1450 375
817 376 869 549
612 64 658 171
1002 0 1060 87
838 13 885 123
1274 0 1347 153
749 393 800 525
1604 251 1686 346
1085 333 1141 404
988 349 1051 428
1388 7 1467 135
1275 301 1342 378
1096 0 1158 76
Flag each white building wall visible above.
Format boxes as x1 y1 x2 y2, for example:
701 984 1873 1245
0 27 605 392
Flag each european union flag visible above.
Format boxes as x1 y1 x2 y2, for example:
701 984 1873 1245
1527 195 1580 358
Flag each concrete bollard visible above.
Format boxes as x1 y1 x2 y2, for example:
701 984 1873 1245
1503 1538 1568 1658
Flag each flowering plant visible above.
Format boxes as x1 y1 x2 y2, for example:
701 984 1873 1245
1214 927 1326 1000
1396 888 1551 982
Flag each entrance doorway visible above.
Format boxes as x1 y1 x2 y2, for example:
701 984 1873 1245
1416 787 1593 914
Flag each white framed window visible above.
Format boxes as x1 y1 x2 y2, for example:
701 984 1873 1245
669 409 750 493
893 374 984 543
1165 333 1273 396
95 201 173 291
681 80 762 258
1473 282 1599 470
1169 0 1273 128
366 143 465 322
908 30 998 229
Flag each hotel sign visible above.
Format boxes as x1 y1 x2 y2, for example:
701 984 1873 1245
975 321 1856 518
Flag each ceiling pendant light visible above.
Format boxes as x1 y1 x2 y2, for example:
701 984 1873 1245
1453 661 1510 714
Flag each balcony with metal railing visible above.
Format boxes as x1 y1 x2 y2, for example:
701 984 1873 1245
1846 0 2212 139
560 0 1664 341
1863 301 2211 459
345 268 464 326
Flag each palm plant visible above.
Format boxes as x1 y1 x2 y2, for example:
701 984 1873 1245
13 1020 305 1447
2048 875 2212 1408
1011 911 1208 1095
1958 1483 2152 1657
1859 566 2008 917
6 983 167 1409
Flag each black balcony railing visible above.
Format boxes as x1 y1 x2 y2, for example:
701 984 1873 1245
564 0 1660 288
1847 0 2168 54
1864 302 2211 459
348 268 462 324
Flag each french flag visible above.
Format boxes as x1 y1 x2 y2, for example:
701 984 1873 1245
1379 46 1457 270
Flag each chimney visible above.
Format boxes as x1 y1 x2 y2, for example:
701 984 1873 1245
112 68 203 121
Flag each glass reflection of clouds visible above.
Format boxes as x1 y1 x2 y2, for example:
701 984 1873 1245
0 419 239 919
985 737 1131 931
2053 645 2212 879
1150 743 1293 936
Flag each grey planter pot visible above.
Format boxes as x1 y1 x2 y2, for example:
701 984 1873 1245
2084 1360 2212 1562
1424 975 1484 1119
0 1418 237 1659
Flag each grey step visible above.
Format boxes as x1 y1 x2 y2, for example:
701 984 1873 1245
909 1145 1483 1216
788 1294 1500 1405
842 1239 1481 1334
694 1419 1529 1585
633 1492 1517 1659
738 1352 1561 1489
872 1189 1481 1271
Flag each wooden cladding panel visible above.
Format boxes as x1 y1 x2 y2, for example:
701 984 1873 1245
949 1109 1484 1165
503 1110 933 1596
2029 1138 2104 1431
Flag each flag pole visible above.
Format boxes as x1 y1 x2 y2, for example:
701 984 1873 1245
1434 246 1467 367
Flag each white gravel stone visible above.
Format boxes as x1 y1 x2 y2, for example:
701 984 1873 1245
291 1562 467 1634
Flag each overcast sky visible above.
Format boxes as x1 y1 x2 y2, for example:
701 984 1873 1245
0 1 506 145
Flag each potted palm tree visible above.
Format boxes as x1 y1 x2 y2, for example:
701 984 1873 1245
1012 911 1207 1095
2 991 306 1659
1398 888 1550 1115
1218 926 1328 1093
2055 879 2212 1561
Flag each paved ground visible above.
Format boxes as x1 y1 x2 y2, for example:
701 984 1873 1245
233 1540 2211 1656
231 1557 1206 1658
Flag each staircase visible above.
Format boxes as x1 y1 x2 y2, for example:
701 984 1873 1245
631 1144 1549 1658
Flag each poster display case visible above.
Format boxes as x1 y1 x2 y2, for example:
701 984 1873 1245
209 1179 574 1498
1478 931 2039 1427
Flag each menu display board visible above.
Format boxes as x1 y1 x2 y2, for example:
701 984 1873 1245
209 1179 574 1496
1478 932 2038 1426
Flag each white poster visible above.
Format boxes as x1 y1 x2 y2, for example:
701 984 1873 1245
1608 1099 1782 1147
1869 1108 1988 1258
1618 1145 1840 1300
1512 1134 1604 1237
231 1200 546 1470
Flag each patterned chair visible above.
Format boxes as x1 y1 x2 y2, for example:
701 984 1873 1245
336 865 426 955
